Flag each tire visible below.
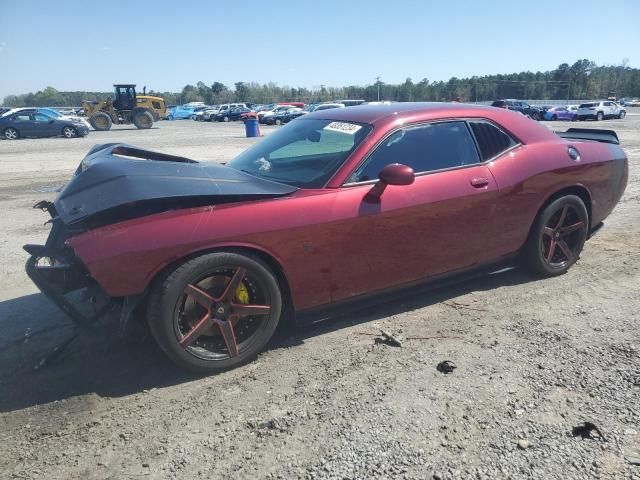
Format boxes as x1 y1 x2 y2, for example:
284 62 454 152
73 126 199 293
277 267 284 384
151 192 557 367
619 111 626 119
147 252 282 373
62 126 77 138
571 115 577 122
223 116 230 122
133 110 153 129
551 114 557 121
275 118 283 126
4 127 19 140
530 112 540 121
596 111 603 121
89 112 113 131
523 195 589 277
167 115 174 121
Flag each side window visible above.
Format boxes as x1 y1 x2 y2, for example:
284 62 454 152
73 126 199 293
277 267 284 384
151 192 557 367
34 113 50 122
12 114 31 121
603 102 612 106
468 121 517 161
350 121 480 183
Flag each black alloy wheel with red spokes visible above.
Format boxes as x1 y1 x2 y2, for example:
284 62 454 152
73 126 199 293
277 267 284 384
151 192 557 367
148 252 282 373
525 195 589 276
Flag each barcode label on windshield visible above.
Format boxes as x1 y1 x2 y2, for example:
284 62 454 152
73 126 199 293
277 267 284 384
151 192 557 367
323 122 362 135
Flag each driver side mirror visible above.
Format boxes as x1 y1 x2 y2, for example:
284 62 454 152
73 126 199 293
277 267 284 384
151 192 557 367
366 163 415 200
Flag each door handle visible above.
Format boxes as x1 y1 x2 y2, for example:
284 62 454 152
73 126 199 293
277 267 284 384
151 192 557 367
470 177 490 188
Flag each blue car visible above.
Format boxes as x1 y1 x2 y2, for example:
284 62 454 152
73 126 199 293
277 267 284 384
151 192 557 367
167 104 205 120
0 108 89 139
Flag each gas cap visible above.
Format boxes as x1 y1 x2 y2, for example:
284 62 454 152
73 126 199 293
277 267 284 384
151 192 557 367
568 146 580 161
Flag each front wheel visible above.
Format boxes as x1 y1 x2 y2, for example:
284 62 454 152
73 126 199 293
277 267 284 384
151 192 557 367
523 195 589 277
530 112 540 121
551 114 557 121
133 111 153 129
62 126 77 138
147 252 282 373
619 111 626 119
4 127 19 140
596 111 604 121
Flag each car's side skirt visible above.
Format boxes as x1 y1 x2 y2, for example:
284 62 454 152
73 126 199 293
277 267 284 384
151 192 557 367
294 253 520 326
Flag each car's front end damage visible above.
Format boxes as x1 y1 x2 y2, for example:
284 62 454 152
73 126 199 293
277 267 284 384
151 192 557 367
23 143 298 363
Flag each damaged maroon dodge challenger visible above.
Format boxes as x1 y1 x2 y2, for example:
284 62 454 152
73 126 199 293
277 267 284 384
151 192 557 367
25 103 627 372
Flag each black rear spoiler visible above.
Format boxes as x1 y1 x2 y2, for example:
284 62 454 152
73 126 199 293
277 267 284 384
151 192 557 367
557 128 619 145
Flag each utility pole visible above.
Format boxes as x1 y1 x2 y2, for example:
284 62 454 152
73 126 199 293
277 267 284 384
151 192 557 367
376 76 381 101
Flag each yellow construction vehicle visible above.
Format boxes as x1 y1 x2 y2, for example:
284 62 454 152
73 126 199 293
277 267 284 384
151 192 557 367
83 84 166 131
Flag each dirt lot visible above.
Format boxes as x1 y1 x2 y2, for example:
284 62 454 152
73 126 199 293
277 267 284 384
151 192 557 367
0 114 639 480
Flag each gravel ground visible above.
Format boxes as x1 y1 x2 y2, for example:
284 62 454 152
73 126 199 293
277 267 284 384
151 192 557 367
0 113 639 480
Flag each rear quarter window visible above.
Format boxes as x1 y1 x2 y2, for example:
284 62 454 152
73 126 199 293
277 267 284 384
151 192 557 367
468 121 517 161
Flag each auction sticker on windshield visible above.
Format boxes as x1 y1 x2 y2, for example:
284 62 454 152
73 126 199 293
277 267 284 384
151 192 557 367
323 122 362 135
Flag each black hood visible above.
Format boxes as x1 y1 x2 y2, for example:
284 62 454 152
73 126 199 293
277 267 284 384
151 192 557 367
54 143 298 225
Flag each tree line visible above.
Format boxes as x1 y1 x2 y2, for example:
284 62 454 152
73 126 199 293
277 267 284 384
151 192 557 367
3 59 639 108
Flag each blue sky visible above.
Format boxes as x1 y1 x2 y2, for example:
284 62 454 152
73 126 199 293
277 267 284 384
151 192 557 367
0 0 638 99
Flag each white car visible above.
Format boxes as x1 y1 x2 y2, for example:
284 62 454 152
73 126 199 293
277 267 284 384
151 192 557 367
576 101 626 121
310 103 346 112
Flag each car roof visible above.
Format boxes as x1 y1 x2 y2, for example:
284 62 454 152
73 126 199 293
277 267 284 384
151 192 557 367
304 102 559 145
304 102 496 123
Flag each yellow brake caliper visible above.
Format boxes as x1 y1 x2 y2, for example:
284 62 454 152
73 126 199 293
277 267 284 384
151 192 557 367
235 282 250 304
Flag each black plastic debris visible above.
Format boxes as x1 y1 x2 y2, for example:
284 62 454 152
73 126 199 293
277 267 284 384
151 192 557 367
436 360 457 374
375 330 402 348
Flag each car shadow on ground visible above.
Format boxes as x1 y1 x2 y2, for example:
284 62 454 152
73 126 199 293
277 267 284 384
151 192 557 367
0 267 536 413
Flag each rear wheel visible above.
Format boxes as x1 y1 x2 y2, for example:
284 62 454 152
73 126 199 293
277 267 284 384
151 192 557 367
223 116 230 122
4 127 19 140
530 112 540 121
148 252 282 373
275 118 283 126
524 195 588 276
596 111 604 121
551 114 557 121
89 112 113 131
133 111 153 129
62 126 77 138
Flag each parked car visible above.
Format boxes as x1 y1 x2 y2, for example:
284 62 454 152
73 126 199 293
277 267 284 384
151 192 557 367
166 104 201 120
213 107 252 122
1 109 89 139
26 103 627 372
491 99 543 120
544 105 579 121
309 103 346 112
188 106 210 120
259 105 301 123
576 101 626 121
626 98 640 107
264 107 305 125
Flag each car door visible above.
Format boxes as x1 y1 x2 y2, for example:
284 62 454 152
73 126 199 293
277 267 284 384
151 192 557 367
610 102 621 117
33 113 58 136
10 112 35 136
328 120 500 302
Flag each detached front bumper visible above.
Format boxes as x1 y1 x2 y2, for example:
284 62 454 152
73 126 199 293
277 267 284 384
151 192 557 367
23 201 110 329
